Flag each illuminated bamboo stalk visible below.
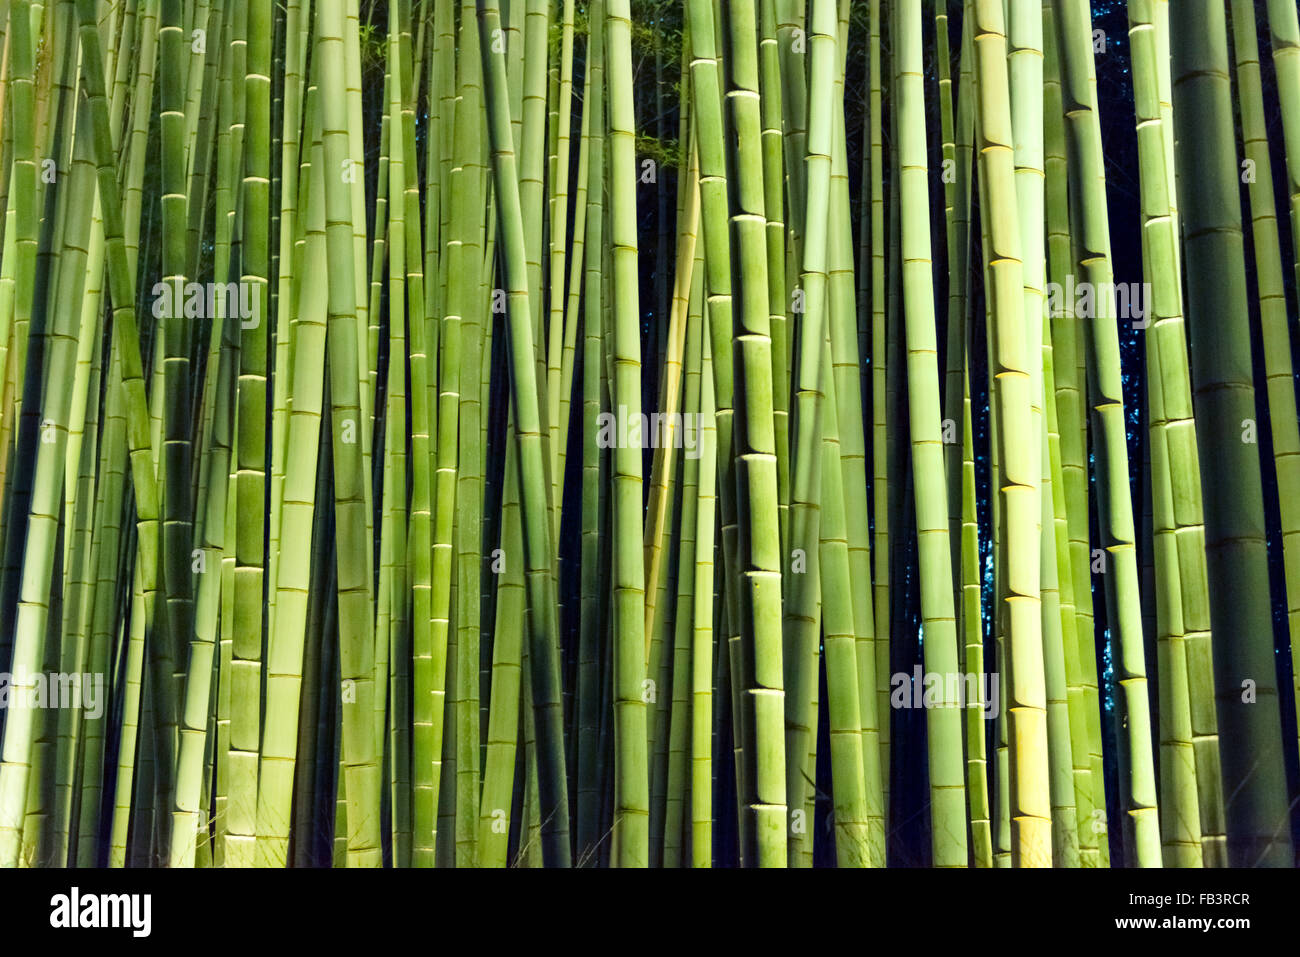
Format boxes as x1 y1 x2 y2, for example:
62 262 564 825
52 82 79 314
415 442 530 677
1054 0 1160 866
478 0 571 866
317 0 380 866
898 0 967 868
1171 0 1293 867
1236 0 1300 781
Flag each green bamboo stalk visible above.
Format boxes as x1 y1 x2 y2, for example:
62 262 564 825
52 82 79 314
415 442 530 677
575 10 608 858
317 0 380 866
691 312 717 868
686 0 747 862
477 0 571 867
1054 0 1160 866
1171 0 1294 868
898 0 968 868
720 0 786 869
1235 0 1300 785
602 0 649 868
250 95 328 869
867 0 891 802
781 0 832 869
827 6 880 854
663 290 703 868
1265 0 1300 297
223 0 272 868
758 0 788 564
1125 0 1206 868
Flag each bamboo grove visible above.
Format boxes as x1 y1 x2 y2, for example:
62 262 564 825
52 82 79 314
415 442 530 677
0 0 1299 869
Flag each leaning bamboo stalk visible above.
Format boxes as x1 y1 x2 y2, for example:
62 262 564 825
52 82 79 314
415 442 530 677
1265 0 1300 296
1042 0 1108 866
477 0 571 867
684 0 747 861
781 0 834 867
250 90 329 869
691 302 717 869
546 0 575 527
663 281 704 868
1054 0 1160 866
756 0 788 563
1233 0 1300 783
574 3 608 861
827 8 879 844
867 0 891 803
1129 0 1208 868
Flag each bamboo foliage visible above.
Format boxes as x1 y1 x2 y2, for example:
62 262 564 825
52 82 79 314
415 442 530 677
0 0 1298 870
